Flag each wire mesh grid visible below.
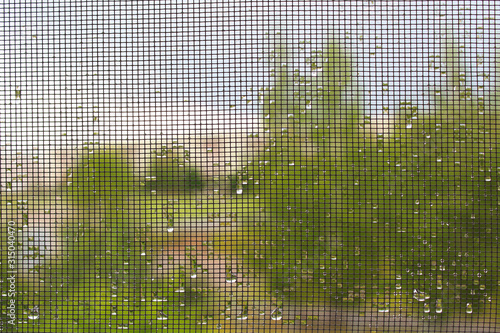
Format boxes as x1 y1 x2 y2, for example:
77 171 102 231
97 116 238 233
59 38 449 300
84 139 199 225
0 1 499 332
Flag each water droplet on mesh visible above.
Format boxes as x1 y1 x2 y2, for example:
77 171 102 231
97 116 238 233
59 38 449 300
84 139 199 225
271 307 283 320
466 303 473 314
165 214 175 232
413 289 429 301
237 305 248 320
436 299 443 313
157 310 168 320
377 303 389 313
226 269 237 283
28 306 40 320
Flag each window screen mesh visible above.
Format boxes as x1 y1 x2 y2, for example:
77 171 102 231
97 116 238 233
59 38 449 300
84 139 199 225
1 1 499 332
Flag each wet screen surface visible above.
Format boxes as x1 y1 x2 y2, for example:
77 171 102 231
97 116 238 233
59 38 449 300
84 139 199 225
1 2 499 332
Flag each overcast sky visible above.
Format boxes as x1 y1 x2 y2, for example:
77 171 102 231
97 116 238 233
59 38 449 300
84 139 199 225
0 1 498 153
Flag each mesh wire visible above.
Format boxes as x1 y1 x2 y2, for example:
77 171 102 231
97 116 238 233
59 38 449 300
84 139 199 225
1 1 499 332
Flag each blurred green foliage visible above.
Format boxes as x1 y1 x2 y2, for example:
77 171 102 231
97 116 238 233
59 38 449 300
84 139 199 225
146 144 204 192
1 37 499 332
245 37 499 322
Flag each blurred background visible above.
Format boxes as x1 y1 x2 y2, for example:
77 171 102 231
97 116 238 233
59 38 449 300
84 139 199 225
1 1 497 154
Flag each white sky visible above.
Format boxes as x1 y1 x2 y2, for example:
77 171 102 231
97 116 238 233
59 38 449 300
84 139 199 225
0 1 498 153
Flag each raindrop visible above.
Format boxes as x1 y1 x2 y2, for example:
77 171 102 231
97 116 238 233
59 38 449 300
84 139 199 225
166 214 174 233
28 306 40 320
423 303 430 313
436 299 443 313
437 279 443 290
377 303 389 313
225 300 232 311
413 289 429 302
225 269 237 283
237 305 248 320
466 303 473 314
271 307 283 320
157 310 168 320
